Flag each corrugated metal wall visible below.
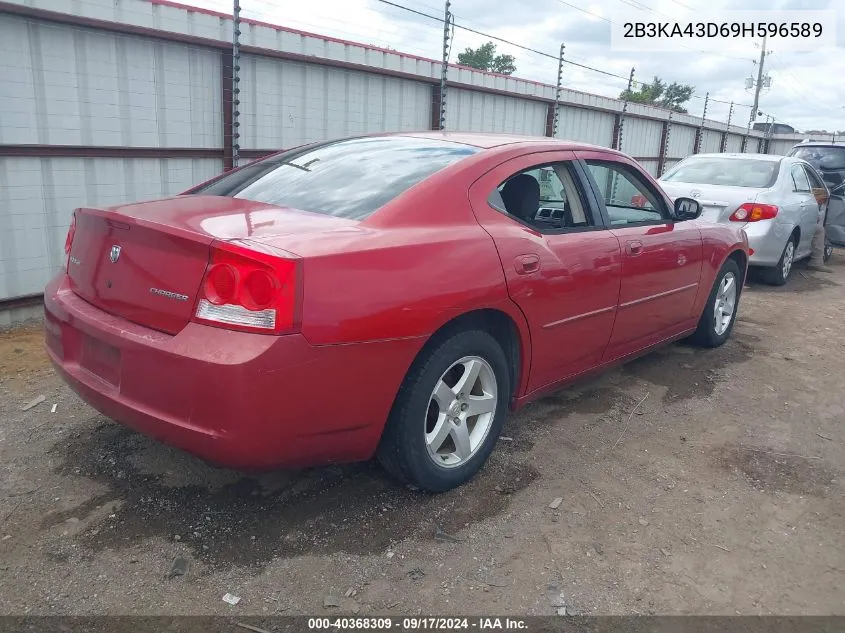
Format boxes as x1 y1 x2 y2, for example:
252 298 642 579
638 159 660 177
447 88 547 135
0 15 221 147
667 125 697 161
767 138 800 156
724 133 744 153
555 106 615 145
0 0 809 313
1 8 223 304
700 129 723 154
620 118 663 159
239 54 431 149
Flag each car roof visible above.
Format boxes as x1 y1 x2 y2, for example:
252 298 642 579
686 153 784 162
792 142 842 148
392 131 622 154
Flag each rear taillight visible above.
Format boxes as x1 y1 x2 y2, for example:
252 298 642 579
193 241 300 335
64 212 77 270
730 203 779 222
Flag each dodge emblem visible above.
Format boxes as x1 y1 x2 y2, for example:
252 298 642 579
109 245 121 263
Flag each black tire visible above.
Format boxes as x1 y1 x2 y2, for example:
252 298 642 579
690 258 742 348
377 329 511 492
762 233 797 286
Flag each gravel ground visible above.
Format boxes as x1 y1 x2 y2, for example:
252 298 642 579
1 256 844 616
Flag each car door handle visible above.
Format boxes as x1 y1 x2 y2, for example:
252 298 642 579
514 254 540 275
626 240 643 256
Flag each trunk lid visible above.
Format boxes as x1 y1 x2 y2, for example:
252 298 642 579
67 195 358 334
659 182 768 225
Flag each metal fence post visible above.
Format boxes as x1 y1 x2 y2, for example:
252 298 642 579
438 0 453 130
720 101 734 153
658 110 673 176
231 0 241 168
764 115 776 154
222 49 234 171
741 106 753 153
613 67 635 151
552 43 565 137
693 92 708 154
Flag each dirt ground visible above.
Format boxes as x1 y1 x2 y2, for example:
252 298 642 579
1 257 844 617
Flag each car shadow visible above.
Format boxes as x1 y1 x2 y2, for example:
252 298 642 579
745 258 841 294
45 420 537 569
44 326 760 571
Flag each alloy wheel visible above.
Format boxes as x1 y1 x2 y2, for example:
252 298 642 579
782 241 795 280
425 356 498 468
714 272 737 336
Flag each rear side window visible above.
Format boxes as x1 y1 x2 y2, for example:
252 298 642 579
193 137 479 220
488 162 595 232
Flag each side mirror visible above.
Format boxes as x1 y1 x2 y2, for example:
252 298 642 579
674 197 702 221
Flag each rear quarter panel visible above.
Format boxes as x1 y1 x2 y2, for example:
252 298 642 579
296 223 514 345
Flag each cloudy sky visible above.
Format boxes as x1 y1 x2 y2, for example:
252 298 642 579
186 0 843 132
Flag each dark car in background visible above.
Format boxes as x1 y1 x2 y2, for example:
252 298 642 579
788 142 845 260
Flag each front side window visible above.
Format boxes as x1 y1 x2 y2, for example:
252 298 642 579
790 164 811 193
192 137 479 220
585 160 666 226
488 162 594 231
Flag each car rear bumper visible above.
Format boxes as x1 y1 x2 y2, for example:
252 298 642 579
44 275 421 469
742 220 795 267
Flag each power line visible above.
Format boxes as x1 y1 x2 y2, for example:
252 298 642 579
376 0 639 85
665 0 695 10
552 0 610 23
378 0 760 116
376 0 555 60
764 56 843 118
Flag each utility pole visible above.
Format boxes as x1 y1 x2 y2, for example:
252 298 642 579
438 0 453 130
749 35 770 125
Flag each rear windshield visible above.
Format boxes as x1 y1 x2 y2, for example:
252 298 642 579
662 157 779 188
790 146 845 169
192 136 479 220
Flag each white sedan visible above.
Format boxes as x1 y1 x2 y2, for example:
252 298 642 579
659 153 827 285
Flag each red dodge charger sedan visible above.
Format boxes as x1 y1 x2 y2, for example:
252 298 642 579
45 133 749 491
